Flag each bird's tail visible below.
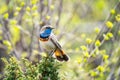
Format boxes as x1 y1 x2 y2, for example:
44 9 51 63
54 48 69 61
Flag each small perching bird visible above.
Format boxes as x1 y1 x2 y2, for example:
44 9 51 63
39 25 69 61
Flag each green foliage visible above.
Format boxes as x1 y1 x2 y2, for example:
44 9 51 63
22 58 38 80
38 57 60 80
0 0 120 80
2 57 23 80
1 56 60 80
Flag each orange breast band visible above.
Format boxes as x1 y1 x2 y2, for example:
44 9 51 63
39 38 49 41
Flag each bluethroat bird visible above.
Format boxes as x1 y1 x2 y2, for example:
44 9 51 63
39 25 69 61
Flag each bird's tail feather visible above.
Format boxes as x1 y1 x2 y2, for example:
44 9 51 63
55 49 69 61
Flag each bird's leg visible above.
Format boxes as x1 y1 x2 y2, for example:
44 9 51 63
46 49 56 61
49 49 56 56
49 50 55 56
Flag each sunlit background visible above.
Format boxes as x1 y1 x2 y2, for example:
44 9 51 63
0 0 120 80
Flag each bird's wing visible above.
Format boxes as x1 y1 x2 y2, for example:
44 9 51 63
50 33 62 49
50 33 69 62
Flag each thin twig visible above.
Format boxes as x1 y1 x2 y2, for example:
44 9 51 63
55 0 63 28
2 19 19 59
28 17 36 60
89 2 120 52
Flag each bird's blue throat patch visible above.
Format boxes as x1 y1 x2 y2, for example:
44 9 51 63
40 28 52 39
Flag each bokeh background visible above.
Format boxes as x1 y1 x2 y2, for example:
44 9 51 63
0 0 120 80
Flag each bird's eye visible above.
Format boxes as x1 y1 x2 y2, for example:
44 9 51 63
46 27 51 29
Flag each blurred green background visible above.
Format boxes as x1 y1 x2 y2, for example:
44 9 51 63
0 0 120 80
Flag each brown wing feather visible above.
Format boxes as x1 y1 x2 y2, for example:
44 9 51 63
50 34 69 61
50 34 62 49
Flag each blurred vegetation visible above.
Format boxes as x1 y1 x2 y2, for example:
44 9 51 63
0 0 120 80
2 56 60 80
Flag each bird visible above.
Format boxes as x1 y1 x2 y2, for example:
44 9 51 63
39 25 69 61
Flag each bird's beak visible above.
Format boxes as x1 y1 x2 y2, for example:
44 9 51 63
51 27 55 29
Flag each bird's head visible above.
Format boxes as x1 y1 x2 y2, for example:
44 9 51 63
41 25 54 32
41 25 54 34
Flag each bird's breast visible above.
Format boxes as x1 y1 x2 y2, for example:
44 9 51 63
39 38 56 52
